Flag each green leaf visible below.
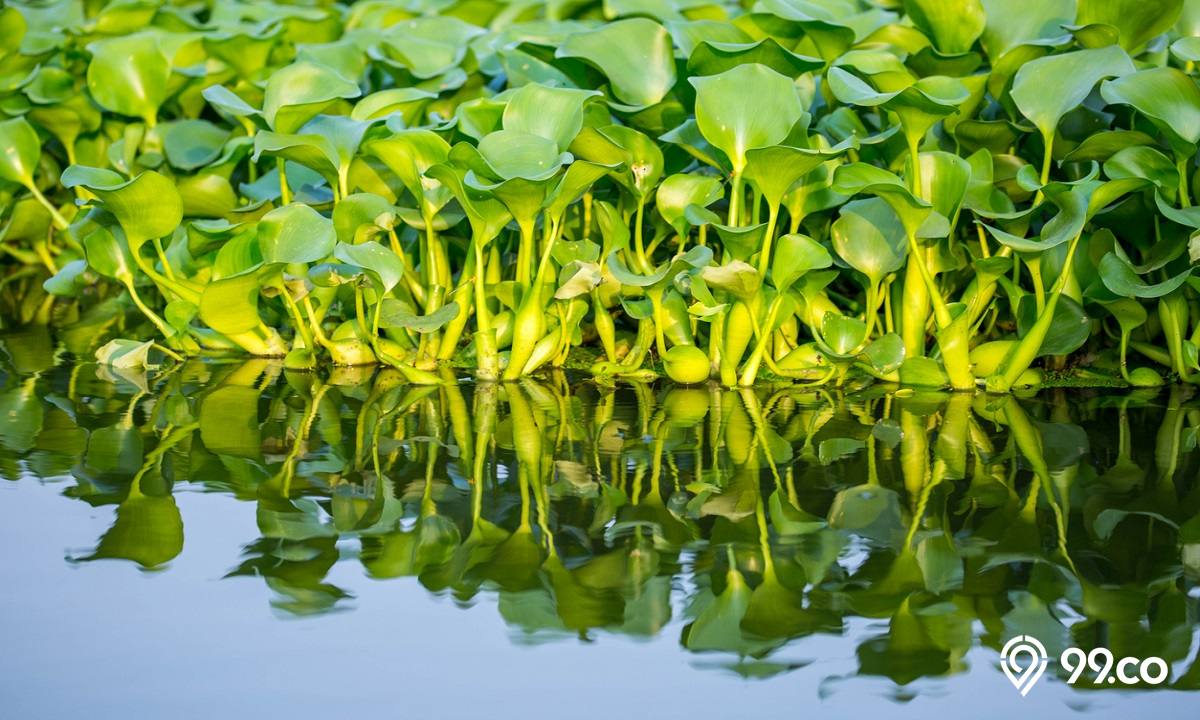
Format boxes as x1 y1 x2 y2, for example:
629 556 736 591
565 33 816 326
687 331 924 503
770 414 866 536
161 119 230 170
86 33 170 124
819 313 868 357
655 173 724 237
745 138 854 209
914 151 971 224
689 64 803 173
0 116 40 187
1104 145 1178 195
698 261 762 302
62 167 182 246
43 259 90 296
557 19 676 109
554 261 602 300
365 128 453 216
83 227 133 281
1076 0 1183 52
1017 293 1090 356
379 299 460 332
832 198 908 286
477 130 570 182
861 333 906 373
687 38 823 78
590 125 663 201
772 233 833 291
607 245 713 290
199 271 263 336
832 163 944 239
376 15 484 79
827 69 968 142
262 61 360 134
905 0 986 55
501 83 601 153
899 356 950 387
1103 297 1148 332
258 204 336 265
1101 67 1200 158
351 88 437 124
545 161 618 221
333 241 403 293
980 0 1073 58
1011 46 1134 140
1099 252 1193 298
425 160 512 244
201 84 259 118
332 193 395 244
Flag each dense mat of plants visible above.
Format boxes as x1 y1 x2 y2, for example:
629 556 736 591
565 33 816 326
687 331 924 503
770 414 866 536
3 0 1200 390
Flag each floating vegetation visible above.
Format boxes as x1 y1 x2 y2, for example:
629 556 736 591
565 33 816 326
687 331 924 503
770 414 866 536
2 1 1200 389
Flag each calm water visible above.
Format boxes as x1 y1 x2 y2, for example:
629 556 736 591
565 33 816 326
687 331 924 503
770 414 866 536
2 328 1199 718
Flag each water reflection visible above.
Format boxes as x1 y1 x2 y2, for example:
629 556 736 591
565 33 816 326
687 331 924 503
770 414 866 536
2 329 1200 691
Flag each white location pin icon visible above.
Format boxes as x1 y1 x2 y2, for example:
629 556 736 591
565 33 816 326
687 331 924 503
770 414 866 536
1000 635 1049 696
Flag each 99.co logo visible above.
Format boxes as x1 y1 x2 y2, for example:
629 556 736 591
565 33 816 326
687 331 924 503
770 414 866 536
1001 635 1169 696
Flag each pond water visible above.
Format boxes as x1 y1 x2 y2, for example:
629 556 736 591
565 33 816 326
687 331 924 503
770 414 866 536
1 328 1199 719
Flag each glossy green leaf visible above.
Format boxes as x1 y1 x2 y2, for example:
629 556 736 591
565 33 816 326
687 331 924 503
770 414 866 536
200 271 264 336
1076 0 1183 51
1099 253 1194 298
905 0 986 55
557 19 676 109
86 34 170 124
772 233 833 291
258 204 336 265
656 173 724 237
62 167 182 245
1011 46 1134 140
687 38 823 78
1101 67 1200 158
690 64 803 172
502 83 601 153
379 299 460 332
832 198 907 286
262 61 360 134
333 241 403 293
0 116 40 187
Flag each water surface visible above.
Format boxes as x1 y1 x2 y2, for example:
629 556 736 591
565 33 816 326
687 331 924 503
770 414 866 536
2 331 1198 718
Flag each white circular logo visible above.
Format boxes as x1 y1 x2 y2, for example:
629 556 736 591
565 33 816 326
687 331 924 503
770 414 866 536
1001 635 1049 696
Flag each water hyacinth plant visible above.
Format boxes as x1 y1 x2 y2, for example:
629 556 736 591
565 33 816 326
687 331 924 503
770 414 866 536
3 0 1200 391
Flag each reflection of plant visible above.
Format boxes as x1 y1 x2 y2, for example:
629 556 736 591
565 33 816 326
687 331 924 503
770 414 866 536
3 335 1200 688
6 2 1200 391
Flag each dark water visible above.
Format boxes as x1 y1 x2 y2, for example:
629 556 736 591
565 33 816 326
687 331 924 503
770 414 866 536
2 328 1199 719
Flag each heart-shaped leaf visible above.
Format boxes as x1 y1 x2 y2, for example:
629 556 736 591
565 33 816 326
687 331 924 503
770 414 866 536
557 19 676 109
690 63 803 173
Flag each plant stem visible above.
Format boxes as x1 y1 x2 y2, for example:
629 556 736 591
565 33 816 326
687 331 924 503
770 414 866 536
1027 255 1045 314
907 133 923 195
1035 132 1053 205
633 199 649 272
756 204 779 277
1178 156 1192 208
279 287 314 350
727 171 744 227
278 158 291 204
989 231 1083 392
26 183 70 231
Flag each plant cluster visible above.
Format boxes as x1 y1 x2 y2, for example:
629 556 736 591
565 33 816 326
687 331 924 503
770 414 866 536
3 0 1200 390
